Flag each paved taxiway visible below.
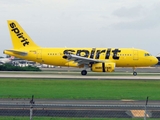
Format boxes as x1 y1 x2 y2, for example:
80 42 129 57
0 99 160 118
1 99 160 105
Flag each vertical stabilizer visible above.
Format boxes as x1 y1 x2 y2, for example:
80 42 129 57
7 20 39 49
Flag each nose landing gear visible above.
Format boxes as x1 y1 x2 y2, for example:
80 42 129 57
133 67 137 76
133 71 137 76
81 70 87 75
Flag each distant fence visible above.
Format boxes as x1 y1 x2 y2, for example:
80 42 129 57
0 103 160 119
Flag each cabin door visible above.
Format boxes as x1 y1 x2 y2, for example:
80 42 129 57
133 50 138 60
37 49 42 60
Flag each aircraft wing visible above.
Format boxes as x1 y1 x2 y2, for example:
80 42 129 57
64 54 106 65
4 49 28 56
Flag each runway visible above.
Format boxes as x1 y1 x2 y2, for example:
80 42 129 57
0 67 160 80
0 73 160 80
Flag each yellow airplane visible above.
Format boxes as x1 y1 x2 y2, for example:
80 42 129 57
3 20 158 75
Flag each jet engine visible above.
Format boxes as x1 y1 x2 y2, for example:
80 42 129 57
91 63 115 72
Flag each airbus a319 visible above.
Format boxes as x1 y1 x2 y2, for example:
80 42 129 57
3 20 158 75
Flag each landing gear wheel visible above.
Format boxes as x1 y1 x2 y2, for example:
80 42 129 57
133 71 137 76
81 70 87 75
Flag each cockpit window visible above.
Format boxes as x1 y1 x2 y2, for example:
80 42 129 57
145 53 152 56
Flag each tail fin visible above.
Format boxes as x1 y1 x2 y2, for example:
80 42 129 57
7 20 39 49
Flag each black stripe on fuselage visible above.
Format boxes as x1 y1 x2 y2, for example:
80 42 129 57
102 63 105 72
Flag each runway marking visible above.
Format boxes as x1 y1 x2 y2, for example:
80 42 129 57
121 99 135 102
131 110 149 117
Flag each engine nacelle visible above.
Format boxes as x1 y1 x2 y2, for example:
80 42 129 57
91 63 115 72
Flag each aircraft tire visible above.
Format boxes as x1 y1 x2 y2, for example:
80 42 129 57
133 71 137 76
81 70 87 75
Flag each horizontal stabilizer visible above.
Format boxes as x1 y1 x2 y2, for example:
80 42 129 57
4 49 28 56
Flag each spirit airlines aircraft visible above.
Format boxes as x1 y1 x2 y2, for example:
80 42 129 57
3 20 158 75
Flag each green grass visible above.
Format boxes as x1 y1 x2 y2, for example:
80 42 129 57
0 78 160 100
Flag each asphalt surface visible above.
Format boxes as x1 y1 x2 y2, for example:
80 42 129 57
1 67 160 79
1 73 160 80
0 99 160 118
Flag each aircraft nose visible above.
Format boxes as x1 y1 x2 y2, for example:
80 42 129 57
152 57 158 65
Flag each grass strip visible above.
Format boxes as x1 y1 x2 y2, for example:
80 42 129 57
0 78 160 100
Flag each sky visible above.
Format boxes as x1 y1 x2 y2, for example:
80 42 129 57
0 0 160 56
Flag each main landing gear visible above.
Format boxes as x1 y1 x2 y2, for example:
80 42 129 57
81 70 87 75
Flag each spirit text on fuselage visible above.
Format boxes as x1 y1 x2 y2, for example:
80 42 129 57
63 48 121 60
